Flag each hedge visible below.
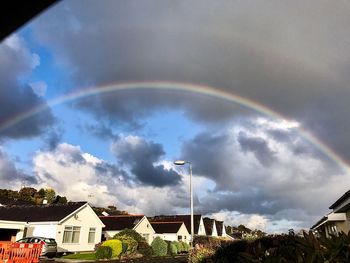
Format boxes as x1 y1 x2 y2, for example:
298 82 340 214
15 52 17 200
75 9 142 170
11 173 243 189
101 239 122 258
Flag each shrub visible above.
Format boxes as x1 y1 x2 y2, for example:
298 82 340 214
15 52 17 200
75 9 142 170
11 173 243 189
151 237 168 256
94 242 102 251
173 241 181 253
117 235 138 254
122 242 128 254
138 241 152 257
101 239 122 258
95 246 112 259
169 242 178 255
189 244 215 263
181 241 191 252
193 236 221 249
113 229 145 243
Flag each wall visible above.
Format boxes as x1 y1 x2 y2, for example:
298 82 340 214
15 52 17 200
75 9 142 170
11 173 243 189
177 223 190 243
134 217 155 244
197 217 206 236
57 205 103 252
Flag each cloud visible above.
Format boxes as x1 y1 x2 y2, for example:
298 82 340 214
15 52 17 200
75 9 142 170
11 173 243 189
0 148 36 188
28 0 350 163
111 135 181 187
181 118 350 229
32 142 189 215
0 35 54 139
29 81 47 97
238 131 276 166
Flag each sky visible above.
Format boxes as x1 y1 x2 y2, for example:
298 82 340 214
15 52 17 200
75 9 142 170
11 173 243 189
1 0 350 233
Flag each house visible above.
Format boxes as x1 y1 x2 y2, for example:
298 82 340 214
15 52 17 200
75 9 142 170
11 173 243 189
0 202 105 252
311 190 350 237
99 215 155 244
203 218 218 237
215 220 228 238
151 221 190 243
149 215 206 239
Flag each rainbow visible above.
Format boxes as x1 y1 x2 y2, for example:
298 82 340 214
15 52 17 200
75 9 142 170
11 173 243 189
1 81 349 173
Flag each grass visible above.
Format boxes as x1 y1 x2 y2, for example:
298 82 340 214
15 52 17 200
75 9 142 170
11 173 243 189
62 252 96 260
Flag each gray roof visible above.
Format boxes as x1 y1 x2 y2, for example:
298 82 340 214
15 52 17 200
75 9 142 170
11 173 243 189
0 202 87 222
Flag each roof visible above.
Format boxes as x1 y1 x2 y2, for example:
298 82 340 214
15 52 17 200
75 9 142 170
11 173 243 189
149 214 202 234
0 196 35 206
203 218 215 235
0 202 87 222
99 215 145 231
310 216 327 230
329 189 350 209
151 222 184 234
215 221 224 236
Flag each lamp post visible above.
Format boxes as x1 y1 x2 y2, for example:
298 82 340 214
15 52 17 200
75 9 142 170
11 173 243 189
174 160 194 248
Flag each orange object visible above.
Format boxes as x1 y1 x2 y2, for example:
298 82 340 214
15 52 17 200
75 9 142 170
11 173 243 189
0 242 42 263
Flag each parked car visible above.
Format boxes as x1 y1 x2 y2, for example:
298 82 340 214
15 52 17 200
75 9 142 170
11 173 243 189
15 236 57 258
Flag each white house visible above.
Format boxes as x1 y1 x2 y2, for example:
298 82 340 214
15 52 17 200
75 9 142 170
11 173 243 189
0 202 105 253
149 215 207 240
203 218 218 237
215 220 228 238
99 215 155 244
151 221 190 244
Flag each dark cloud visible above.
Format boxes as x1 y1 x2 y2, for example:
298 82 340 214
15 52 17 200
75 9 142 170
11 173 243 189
29 0 350 163
0 149 37 187
180 120 350 227
111 136 181 187
0 35 54 139
238 132 275 166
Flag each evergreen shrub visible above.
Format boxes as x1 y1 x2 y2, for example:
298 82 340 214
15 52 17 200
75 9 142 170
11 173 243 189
138 241 152 257
113 229 145 243
151 237 168 256
117 235 138 254
169 241 178 255
95 246 112 259
101 239 122 258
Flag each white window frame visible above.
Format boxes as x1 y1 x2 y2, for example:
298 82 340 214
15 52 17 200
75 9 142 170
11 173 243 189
63 226 81 244
88 227 96 243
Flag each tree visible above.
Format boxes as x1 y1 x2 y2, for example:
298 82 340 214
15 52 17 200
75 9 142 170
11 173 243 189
19 187 37 201
38 188 46 198
44 188 56 204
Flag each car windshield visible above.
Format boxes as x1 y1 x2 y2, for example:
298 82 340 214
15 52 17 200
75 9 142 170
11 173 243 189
44 239 56 244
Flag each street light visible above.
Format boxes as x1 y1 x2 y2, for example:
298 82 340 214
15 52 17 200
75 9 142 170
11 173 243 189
174 160 194 248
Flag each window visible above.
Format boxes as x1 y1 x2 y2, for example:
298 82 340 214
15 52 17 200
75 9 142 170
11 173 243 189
178 235 182 241
63 226 81 243
88 228 96 243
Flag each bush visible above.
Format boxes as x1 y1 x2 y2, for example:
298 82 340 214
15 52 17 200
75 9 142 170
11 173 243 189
151 237 168 256
95 246 112 259
181 241 191 252
189 244 215 263
101 239 123 258
193 236 221 249
94 242 102 252
117 235 138 254
169 242 178 255
138 241 152 257
113 229 145 243
172 241 181 253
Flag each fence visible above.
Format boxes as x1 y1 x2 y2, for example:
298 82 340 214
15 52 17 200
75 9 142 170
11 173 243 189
0 242 42 263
